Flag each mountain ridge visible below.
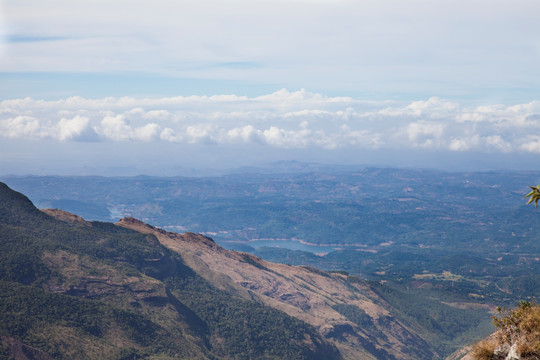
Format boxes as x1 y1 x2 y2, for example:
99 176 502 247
0 181 490 359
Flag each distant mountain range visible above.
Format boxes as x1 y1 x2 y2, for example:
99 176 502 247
0 182 493 359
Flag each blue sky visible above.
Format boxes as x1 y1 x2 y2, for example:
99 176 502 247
1 0 540 174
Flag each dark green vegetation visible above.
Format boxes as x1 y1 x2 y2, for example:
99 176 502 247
165 276 336 360
0 280 172 359
368 281 492 355
0 182 340 359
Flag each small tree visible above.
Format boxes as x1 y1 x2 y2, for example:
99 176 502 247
472 189 540 359
524 185 540 207
472 301 540 359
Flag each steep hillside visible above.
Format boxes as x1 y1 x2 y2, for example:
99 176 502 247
117 217 437 359
0 182 339 360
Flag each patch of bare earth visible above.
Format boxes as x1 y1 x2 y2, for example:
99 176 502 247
41 209 92 226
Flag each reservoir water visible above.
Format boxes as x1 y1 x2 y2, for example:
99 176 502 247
218 239 341 254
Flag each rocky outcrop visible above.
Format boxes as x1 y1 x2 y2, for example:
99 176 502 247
498 343 519 360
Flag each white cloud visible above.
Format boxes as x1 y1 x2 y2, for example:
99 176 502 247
520 137 540 154
1 90 540 154
56 115 89 141
484 135 513 153
226 125 262 143
0 115 40 138
94 114 160 141
185 124 217 144
406 97 459 117
262 126 311 148
160 127 183 142
406 122 445 148
449 136 480 152
133 123 160 142
96 115 132 141
143 110 170 120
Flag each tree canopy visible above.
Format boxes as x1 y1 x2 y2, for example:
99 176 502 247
524 185 540 207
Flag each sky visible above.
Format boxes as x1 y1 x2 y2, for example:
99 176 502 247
1 0 540 175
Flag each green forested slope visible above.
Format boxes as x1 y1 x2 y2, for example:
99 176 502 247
0 182 340 360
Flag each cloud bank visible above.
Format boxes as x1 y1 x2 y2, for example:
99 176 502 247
1 89 540 154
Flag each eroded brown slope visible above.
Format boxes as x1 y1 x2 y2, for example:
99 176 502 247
117 217 438 360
